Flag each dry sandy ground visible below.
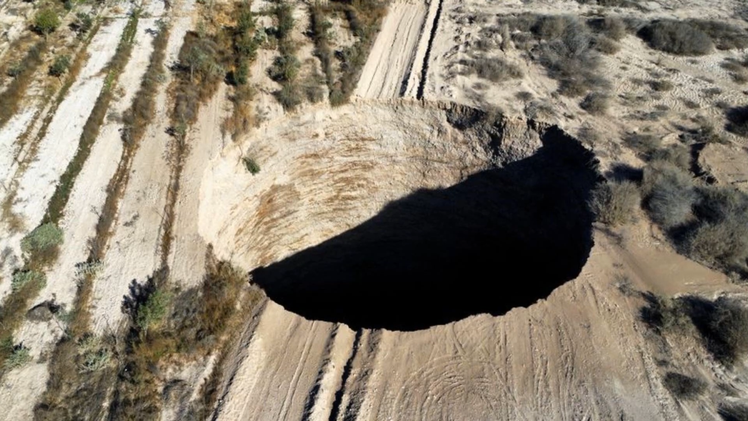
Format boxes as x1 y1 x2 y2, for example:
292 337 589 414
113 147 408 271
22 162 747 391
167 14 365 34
0 17 127 304
0 12 169 420
203 99 739 420
208 1 748 419
90 0 195 333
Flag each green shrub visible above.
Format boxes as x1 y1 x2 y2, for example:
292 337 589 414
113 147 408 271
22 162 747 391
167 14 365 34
21 223 63 258
638 20 713 56
242 157 260 174
11 270 46 292
34 9 61 36
49 55 71 77
589 180 640 226
662 372 706 400
71 12 93 38
274 83 302 110
267 54 300 82
4 344 31 369
136 288 172 332
6 62 23 78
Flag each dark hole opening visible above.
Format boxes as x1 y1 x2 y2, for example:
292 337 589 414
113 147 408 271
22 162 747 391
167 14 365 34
251 128 600 331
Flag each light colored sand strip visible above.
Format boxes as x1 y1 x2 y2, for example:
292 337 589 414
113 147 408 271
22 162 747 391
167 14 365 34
354 0 427 99
167 84 229 288
90 2 195 333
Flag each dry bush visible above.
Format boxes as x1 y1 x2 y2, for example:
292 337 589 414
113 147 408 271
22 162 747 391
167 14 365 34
588 16 627 41
0 41 46 127
532 15 574 40
726 105 748 137
580 92 610 115
326 0 387 105
719 402 748 421
462 57 523 82
685 186 748 274
638 20 713 56
624 132 661 157
686 296 748 366
640 292 691 332
594 36 620 54
662 372 707 400
648 144 690 171
688 20 748 50
537 19 608 96
650 79 674 91
642 161 697 230
589 180 640 226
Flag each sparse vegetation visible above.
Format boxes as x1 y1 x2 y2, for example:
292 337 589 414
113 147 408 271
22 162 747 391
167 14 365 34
688 20 748 50
638 20 713 56
326 0 387 105
462 57 523 82
662 372 707 400
3 344 31 369
21 223 63 267
71 12 94 38
107 253 264 419
589 180 640 226
534 16 608 96
224 1 262 139
11 270 46 292
0 41 46 128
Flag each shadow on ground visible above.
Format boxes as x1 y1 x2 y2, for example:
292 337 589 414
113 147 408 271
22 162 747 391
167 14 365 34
251 127 600 331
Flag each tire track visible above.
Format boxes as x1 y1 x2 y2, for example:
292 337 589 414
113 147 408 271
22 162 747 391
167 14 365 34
415 0 443 100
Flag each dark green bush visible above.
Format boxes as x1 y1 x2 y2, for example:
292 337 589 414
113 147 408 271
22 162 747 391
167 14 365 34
242 157 260 174
49 55 71 77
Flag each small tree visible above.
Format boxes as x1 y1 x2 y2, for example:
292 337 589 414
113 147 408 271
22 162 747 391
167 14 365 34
34 9 61 37
49 55 71 77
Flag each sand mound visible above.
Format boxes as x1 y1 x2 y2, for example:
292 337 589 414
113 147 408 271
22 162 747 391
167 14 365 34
200 100 598 329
